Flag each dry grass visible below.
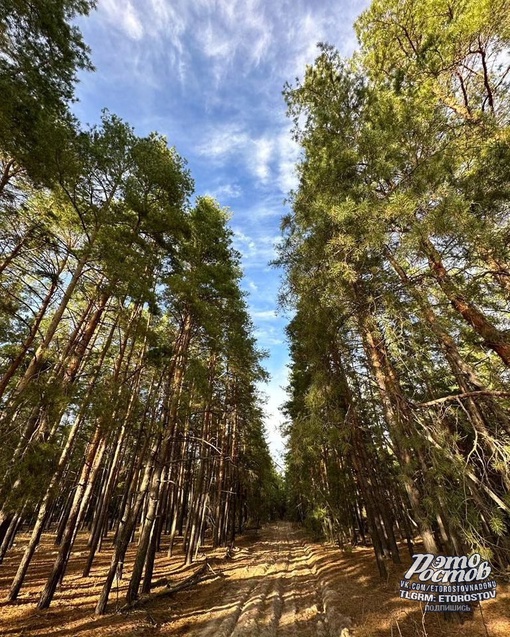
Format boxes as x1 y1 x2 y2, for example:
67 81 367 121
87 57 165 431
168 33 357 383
311 540 510 637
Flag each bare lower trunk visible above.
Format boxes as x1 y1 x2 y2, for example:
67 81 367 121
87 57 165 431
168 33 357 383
37 425 105 609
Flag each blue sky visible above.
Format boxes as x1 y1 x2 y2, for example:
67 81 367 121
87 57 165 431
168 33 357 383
73 0 368 465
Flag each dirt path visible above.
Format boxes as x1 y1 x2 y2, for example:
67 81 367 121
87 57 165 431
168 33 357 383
172 522 351 637
1 522 509 637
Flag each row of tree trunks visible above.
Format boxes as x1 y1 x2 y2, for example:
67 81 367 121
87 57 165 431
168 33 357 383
1 114 272 616
354 281 440 554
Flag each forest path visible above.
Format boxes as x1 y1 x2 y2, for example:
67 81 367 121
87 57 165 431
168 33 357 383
159 521 352 637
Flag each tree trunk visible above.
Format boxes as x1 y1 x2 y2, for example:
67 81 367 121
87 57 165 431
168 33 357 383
37 424 105 609
420 237 510 365
125 311 193 604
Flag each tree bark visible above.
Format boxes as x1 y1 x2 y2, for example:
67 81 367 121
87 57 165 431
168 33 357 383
420 237 510 365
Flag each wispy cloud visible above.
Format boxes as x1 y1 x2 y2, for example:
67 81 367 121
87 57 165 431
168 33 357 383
258 361 290 464
196 121 301 193
197 124 249 160
251 137 274 182
101 0 144 40
232 229 279 269
276 129 301 194
251 309 279 321
206 183 243 200
87 0 365 96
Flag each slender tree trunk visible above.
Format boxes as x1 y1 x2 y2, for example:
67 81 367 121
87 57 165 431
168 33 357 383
386 248 510 481
0 506 25 563
331 345 400 572
420 237 510 365
10 237 97 400
8 407 86 600
0 241 97 511
37 424 105 609
95 432 160 615
0 255 69 400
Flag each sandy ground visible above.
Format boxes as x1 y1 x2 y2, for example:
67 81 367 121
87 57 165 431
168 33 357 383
0 522 509 636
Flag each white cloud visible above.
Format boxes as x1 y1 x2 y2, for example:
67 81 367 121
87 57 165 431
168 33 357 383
285 12 326 79
255 331 283 346
88 0 367 95
198 123 299 192
207 183 243 200
234 229 256 248
251 137 274 182
124 3 144 39
197 124 281 188
257 362 290 466
252 309 278 321
197 123 248 159
275 128 301 194
232 229 279 269
147 0 187 54
202 20 233 60
102 0 144 40
149 0 271 85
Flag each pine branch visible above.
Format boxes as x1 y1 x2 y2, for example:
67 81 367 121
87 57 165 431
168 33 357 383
415 391 510 407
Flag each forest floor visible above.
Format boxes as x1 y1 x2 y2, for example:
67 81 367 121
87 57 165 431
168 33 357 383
0 522 509 637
